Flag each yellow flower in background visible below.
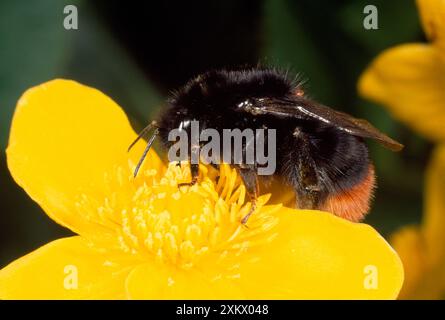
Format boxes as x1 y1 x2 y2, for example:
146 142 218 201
359 0 445 143
359 0 445 299
0 79 403 299
391 146 445 299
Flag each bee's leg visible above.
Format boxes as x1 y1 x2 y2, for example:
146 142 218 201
132 128 159 178
128 120 158 152
292 128 322 209
178 144 200 187
178 163 199 187
236 164 259 225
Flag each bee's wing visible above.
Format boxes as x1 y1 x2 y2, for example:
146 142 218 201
245 97 403 151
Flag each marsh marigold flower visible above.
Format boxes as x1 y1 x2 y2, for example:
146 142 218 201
0 79 403 299
359 0 445 299
359 0 445 142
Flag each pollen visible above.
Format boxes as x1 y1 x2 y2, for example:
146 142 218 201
74 161 281 269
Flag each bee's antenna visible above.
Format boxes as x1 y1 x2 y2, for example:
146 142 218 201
133 128 159 178
128 121 157 152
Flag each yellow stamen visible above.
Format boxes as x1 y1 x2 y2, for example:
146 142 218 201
74 162 280 269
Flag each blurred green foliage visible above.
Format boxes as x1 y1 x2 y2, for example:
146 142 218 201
0 0 428 266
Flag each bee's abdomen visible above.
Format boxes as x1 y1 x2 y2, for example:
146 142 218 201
320 164 375 222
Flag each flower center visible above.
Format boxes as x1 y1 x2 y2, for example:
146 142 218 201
75 161 280 269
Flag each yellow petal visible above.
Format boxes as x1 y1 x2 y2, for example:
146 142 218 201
423 145 445 267
390 226 445 299
390 145 445 299
6 79 163 236
125 264 245 299
358 44 445 142
390 226 428 299
126 207 403 300
234 208 404 299
0 237 134 299
417 0 445 59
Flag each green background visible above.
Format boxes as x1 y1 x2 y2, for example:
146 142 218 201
0 0 429 267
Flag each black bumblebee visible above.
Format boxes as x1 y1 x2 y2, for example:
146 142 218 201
129 68 403 224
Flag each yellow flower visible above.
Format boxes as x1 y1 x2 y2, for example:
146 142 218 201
358 0 445 142
0 79 403 299
390 146 445 299
358 0 445 299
